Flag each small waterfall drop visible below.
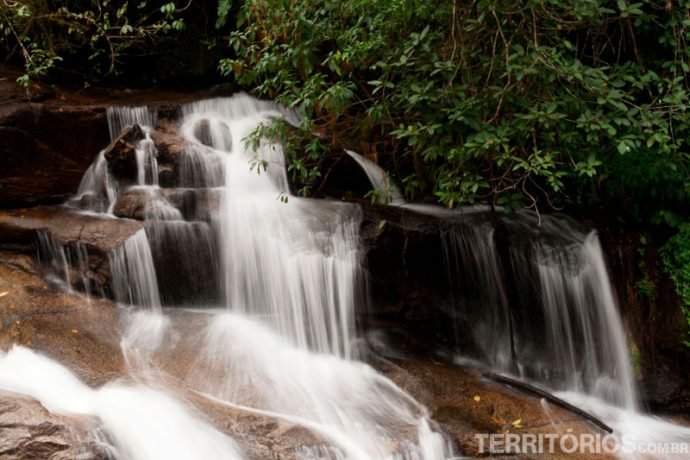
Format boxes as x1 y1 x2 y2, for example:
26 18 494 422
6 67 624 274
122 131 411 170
109 229 162 311
106 106 157 141
36 230 94 296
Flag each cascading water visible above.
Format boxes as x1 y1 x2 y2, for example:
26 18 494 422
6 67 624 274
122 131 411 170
36 230 94 296
0 346 243 460
1 94 453 459
109 228 162 311
175 95 450 457
349 149 690 457
345 149 636 406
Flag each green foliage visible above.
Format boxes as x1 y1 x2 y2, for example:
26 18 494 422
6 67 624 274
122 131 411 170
220 0 690 219
636 243 656 301
661 224 690 347
1 1 188 86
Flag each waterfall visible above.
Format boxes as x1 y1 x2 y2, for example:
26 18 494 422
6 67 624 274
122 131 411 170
3 93 450 459
345 148 638 408
180 95 363 356
440 216 638 410
109 229 162 311
106 106 157 142
36 230 93 296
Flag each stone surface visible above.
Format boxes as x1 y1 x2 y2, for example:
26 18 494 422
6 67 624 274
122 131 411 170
0 393 109 460
0 206 144 294
113 187 221 222
0 105 109 208
151 118 188 187
599 227 690 414
103 124 146 185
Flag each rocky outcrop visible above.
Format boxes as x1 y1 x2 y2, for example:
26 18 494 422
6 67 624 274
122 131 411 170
0 105 109 208
101 118 189 188
103 124 146 185
113 187 221 222
0 206 144 294
0 394 109 460
599 228 690 413
151 118 188 187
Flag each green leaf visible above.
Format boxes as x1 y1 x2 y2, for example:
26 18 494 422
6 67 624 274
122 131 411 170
216 0 232 29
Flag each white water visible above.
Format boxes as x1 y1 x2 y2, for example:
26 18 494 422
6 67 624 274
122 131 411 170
3 94 453 459
349 148 690 458
36 230 93 296
181 95 363 357
175 95 450 457
187 313 449 459
17 92 690 458
0 346 243 460
345 150 490 216
109 229 162 311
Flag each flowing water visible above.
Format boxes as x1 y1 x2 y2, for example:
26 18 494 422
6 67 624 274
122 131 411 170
0 95 452 459
5 93 690 458
347 150 690 457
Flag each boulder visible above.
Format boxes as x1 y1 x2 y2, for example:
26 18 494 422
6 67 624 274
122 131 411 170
102 118 188 188
113 187 221 222
0 393 109 460
151 118 188 187
103 124 146 185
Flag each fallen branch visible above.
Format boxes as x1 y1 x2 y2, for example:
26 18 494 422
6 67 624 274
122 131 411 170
483 372 613 433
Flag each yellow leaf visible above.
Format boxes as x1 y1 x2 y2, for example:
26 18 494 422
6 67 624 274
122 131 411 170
491 415 507 425
473 395 481 402
71 328 78 334
0 291 8 297
511 418 523 428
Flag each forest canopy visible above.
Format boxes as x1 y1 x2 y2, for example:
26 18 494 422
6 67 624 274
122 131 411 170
2 0 690 226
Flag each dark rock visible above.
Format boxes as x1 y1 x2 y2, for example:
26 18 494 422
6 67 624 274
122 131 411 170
113 187 221 222
0 104 109 208
193 119 213 146
599 228 690 413
358 203 482 353
103 124 145 185
152 118 188 187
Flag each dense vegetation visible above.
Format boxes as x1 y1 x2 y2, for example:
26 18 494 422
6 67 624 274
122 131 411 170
3 0 690 339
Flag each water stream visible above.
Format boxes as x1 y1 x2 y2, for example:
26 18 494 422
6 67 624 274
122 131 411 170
3 94 690 458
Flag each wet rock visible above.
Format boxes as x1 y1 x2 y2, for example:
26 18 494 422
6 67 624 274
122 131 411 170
599 228 690 413
0 393 109 460
0 206 143 251
103 124 145 185
358 203 482 352
102 118 188 188
0 252 124 386
0 206 144 293
369 350 616 459
0 104 109 208
192 118 213 146
151 118 188 187
113 187 221 222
